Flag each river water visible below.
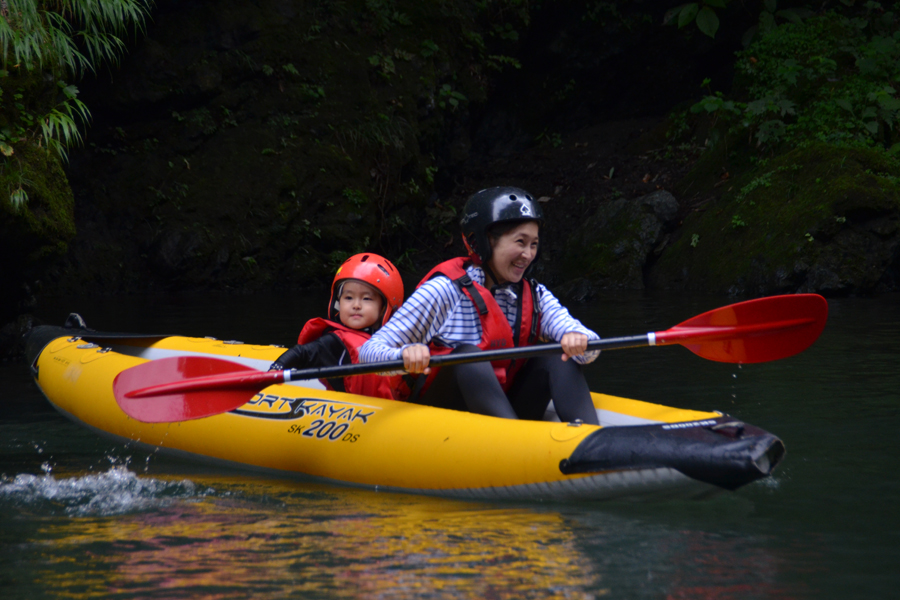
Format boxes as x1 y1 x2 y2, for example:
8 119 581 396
1 291 897 599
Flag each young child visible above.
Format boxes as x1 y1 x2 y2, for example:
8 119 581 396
269 253 404 399
360 186 600 424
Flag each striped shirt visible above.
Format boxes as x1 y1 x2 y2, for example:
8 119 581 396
359 264 600 365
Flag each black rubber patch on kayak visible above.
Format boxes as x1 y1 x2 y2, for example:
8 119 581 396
559 417 785 491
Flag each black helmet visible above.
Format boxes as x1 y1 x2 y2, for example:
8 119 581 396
460 186 543 267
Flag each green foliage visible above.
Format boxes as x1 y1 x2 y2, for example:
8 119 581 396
535 129 563 148
8 186 28 211
328 250 352 270
476 0 531 27
491 21 519 41
299 83 326 101
337 113 410 152
690 5 900 156
424 200 457 240
364 0 410 35
462 0 527 73
438 83 467 110
342 187 369 208
1 0 151 208
583 1 653 30
367 52 396 78
735 170 775 203
485 53 521 71
0 0 149 74
664 1 727 38
691 79 741 123
420 39 439 58
741 0 815 47
664 0 814 41
2 162 33 212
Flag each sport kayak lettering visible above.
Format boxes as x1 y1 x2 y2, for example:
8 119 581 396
234 393 380 423
287 420 360 443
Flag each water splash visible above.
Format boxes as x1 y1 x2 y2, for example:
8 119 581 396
755 475 782 490
0 466 212 517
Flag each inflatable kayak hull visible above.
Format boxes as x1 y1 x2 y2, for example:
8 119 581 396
25 322 785 502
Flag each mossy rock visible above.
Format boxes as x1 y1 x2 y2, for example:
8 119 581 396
561 190 679 291
648 142 900 295
0 144 75 319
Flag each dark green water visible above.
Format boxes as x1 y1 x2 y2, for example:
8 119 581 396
2 292 898 599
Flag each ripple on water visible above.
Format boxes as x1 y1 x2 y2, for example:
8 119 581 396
0 465 213 517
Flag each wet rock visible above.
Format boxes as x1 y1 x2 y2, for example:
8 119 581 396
0 314 35 362
649 143 900 295
561 190 680 290
151 229 203 278
554 276 597 303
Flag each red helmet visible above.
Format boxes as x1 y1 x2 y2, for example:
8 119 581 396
329 253 403 327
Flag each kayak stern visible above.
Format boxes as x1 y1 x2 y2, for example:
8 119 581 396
560 418 785 490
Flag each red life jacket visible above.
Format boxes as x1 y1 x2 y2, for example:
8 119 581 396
296 318 399 400
402 257 541 400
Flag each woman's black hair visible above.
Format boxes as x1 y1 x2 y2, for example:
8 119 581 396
487 219 539 241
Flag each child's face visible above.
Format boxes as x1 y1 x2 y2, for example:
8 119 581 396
337 280 384 329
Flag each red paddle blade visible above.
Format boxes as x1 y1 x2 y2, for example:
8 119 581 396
655 294 828 363
113 357 274 423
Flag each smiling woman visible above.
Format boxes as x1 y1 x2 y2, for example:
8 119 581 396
360 186 602 424
486 221 540 286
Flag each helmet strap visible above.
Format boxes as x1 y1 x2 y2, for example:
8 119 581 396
331 281 345 317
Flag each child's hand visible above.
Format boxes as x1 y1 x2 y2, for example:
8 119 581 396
402 344 431 374
560 332 588 361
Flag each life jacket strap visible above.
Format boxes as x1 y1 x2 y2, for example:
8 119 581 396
454 274 489 315
404 373 427 404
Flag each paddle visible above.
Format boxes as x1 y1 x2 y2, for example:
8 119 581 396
113 293 827 423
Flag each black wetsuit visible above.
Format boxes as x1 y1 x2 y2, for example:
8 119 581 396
270 333 350 392
419 344 600 425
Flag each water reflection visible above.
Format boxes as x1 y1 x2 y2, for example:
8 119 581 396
1 468 830 599
17 475 600 598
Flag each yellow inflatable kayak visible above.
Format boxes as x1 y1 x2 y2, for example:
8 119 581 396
25 317 788 502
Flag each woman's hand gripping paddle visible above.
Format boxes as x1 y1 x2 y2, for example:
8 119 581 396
113 293 828 423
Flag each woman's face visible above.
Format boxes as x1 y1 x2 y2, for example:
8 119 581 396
486 221 539 285
337 280 384 329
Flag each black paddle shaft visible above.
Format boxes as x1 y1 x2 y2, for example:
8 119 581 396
287 335 652 381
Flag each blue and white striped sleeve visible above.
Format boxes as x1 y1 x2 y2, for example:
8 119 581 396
535 284 601 364
359 277 462 363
